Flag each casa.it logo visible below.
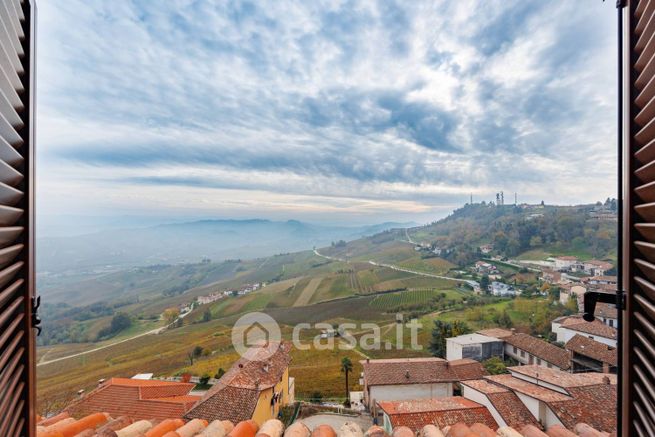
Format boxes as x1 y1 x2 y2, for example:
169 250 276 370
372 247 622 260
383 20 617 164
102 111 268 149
231 312 281 360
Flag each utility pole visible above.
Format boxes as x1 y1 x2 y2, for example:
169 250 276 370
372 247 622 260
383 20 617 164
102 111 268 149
470 193 473 205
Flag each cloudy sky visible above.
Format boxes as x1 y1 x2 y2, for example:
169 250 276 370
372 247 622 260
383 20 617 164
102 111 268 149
37 1 617 230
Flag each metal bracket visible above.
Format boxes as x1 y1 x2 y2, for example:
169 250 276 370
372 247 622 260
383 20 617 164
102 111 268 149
615 0 627 8
31 295 42 336
583 290 624 322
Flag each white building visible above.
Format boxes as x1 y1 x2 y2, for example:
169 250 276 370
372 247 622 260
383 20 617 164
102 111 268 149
503 333 570 371
552 316 618 348
489 281 515 296
559 284 586 307
359 357 486 411
446 334 505 362
553 256 578 271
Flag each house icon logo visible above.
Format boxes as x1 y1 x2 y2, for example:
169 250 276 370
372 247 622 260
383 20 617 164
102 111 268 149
232 312 281 360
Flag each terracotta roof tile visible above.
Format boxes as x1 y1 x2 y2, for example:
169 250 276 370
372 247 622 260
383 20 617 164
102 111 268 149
565 334 617 366
508 365 617 388
361 358 486 386
484 375 572 403
476 328 514 339
503 333 571 370
377 397 498 432
548 385 617 433
64 379 197 421
185 342 291 422
594 302 618 320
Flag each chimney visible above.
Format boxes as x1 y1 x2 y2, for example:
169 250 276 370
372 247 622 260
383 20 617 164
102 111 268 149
405 370 410 379
77 389 85 398
366 358 370 363
97 378 106 387
603 376 611 385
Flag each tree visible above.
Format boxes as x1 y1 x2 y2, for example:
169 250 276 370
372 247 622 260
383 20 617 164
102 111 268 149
309 391 323 404
482 357 507 375
340 357 353 407
110 313 132 333
429 320 471 358
193 346 204 357
480 275 490 293
202 309 212 322
215 367 226 379
497 310 512 328
163 307 180 325
199 373 211 386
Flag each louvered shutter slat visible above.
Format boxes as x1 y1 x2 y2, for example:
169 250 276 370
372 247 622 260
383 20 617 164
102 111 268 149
0 1 34 435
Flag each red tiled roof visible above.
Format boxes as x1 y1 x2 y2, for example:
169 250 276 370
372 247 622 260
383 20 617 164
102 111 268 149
565 334 617 366
476 328 514 339
559 317 618 340
548 384 617 433
65 379 199 421
503 333 571 370
377 397 498 432
508 365 617 388
361 358 486 386
42 407 612 437
185 342 291 422
594 302 618 320
484 374 572 403
461 380 540 430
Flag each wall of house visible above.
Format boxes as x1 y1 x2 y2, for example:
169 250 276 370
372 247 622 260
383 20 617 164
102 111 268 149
461 386 507 428
446 340 464 360
504 344 559 370
251 368 290 425
559 328 616 347
368 383 452 409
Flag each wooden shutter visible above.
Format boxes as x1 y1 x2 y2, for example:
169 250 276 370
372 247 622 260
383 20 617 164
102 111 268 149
625 0 655 435
0 1 35 436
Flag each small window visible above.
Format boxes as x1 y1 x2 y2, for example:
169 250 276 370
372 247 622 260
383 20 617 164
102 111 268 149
537 358 542 365
513 346 517 354
520 351 525 358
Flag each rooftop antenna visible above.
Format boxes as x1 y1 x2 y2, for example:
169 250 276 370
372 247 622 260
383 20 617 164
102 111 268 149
501 191 504 206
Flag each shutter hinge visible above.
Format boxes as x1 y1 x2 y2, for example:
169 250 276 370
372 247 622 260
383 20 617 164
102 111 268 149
615 0 627 8
31 295 42 336
583 290 624 322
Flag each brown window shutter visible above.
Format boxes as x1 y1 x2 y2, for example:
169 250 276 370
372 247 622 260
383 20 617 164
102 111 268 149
0 1 35 436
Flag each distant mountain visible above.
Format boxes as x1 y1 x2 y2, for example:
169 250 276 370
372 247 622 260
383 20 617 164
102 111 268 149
37 219 417 272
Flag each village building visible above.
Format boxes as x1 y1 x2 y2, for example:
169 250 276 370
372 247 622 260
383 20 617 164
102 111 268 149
460 379 541 431
552 315 618 347
565 334 617 374
480 366 617 433
540 269 563 285
489 281 516 296
503 333 571 371
377 397 498 433
553 256 578 271
581 260 614 276
360 357 486 411
594 302 619 328
445 333 505 362
64 378 200 421
184 342 293 425
479 244 493 254
558 283 586 307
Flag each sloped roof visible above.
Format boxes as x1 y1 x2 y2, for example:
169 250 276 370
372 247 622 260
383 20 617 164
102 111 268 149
504 333 571 370
548 384 617 433
565 334 617 366
476 328 514 339
508 365 617 388
65 379 198 420
560 318 618 340
594 302 618 319
461 379 540 430
484 375 572 403
185 342 291 422
377 397 498 432
361 358 486 386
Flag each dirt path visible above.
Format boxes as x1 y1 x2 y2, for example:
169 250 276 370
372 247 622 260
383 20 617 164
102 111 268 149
293 276 323 307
